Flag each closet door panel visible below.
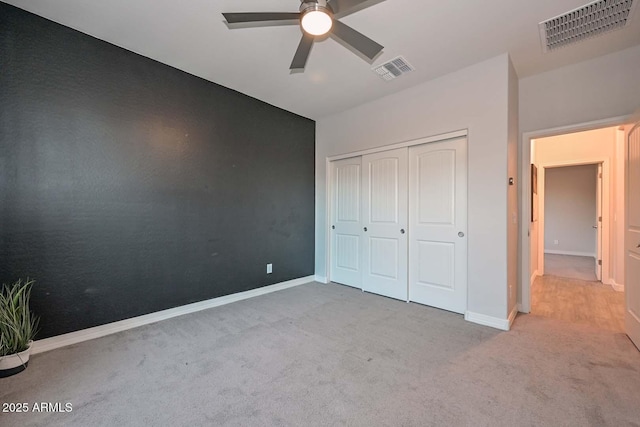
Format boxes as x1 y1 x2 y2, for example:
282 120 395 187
362 148 408 301
409 137 468 313
330 157 363 288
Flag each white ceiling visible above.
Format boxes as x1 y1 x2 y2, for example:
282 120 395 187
4 0 640 119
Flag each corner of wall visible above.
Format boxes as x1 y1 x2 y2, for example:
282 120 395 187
507 53 520 315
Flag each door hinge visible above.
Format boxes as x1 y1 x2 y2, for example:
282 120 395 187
598 216 602 222
598 260 602 266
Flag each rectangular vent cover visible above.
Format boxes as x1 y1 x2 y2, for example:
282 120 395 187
372 56 415 81
539 0 637 52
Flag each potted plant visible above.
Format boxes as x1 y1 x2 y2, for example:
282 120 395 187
0 278 39 378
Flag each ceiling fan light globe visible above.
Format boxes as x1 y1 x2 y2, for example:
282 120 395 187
301 10 333 36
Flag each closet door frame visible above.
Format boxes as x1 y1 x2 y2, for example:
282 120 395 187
325 130 467 285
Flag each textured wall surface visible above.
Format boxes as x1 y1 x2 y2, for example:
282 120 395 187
0 3 315 338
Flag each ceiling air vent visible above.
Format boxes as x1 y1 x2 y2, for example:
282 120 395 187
372 56 415 81
539 0 638 52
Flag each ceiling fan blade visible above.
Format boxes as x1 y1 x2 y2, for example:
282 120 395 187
331 20 383 60
328 0 379 14
222 12 300 24
290 34 315 70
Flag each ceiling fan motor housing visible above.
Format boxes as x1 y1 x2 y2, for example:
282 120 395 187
300 0 334 15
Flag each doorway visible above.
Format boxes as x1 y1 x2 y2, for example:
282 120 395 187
522 123 629 331
542 163 601 282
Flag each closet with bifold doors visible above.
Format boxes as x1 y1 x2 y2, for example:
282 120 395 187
329 135 468 314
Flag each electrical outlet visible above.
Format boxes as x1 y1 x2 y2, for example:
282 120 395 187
554 240 559 245
266 263 273 274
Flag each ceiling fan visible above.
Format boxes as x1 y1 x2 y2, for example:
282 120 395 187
222 0 385 70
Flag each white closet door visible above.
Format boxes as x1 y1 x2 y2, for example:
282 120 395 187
361 148 408 301
409 137 467 314
330 157 363 288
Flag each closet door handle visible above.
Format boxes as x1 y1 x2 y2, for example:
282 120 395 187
332 225 335 229
363 227 368 232
400 229 405 234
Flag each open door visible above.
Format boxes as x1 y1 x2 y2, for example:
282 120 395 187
596 163 603 281
626 121 640 350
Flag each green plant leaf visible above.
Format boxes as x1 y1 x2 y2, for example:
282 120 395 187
0 278 39 357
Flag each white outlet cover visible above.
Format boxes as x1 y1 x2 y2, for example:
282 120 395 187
267 263 273 274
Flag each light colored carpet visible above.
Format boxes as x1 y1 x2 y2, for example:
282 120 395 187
532 274 625 332
1 282 639 426
545 253 598 282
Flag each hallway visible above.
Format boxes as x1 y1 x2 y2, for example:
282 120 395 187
544 253 597 282
531 274 624 332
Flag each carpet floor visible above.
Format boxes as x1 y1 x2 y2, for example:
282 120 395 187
544 253 598 282
531 274 625 332
1 282 639 426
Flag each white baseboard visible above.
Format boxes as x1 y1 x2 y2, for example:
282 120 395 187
465 311 511 331
314 275 328 284
530 269 540 285
609 280 624 292
508 306 518 329
544 249 595 257
32 275 315 355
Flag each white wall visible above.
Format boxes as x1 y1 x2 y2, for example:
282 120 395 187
544 165 597 256
530 220 539 279
519 45 640 308
316 54 512 322
520 45 640 134
530 141 539 280
536 128 617 165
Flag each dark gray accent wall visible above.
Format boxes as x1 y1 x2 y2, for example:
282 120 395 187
0 3 315 339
